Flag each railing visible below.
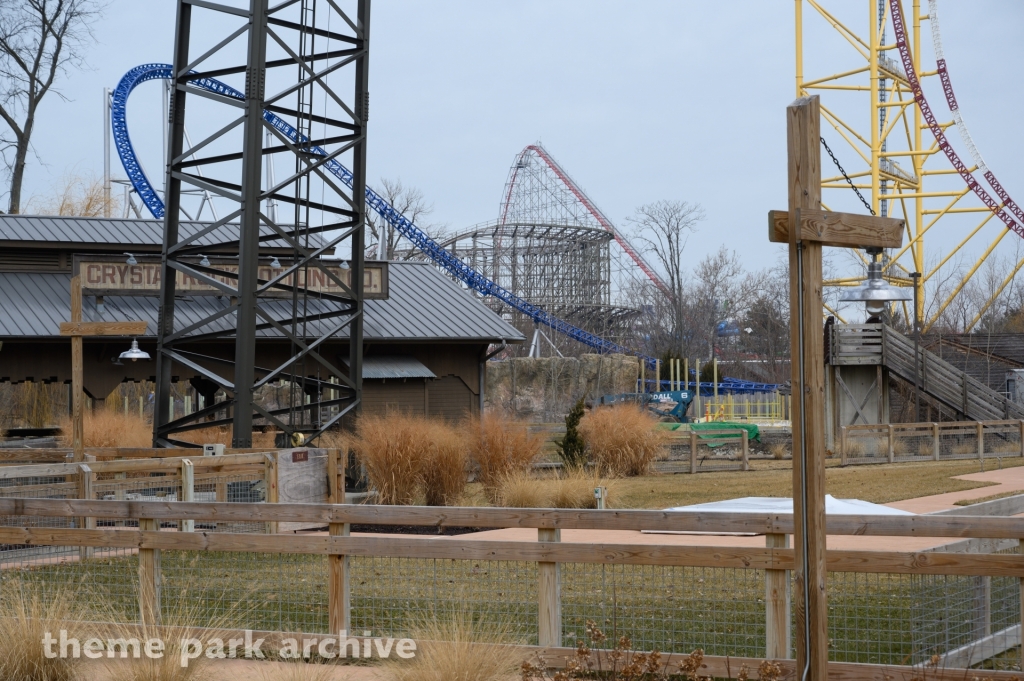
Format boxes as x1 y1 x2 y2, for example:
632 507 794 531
3 498 1024 677
840 420 1024 465
660 427 752 473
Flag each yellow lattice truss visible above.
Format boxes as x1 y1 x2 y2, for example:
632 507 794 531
797 0 1020 332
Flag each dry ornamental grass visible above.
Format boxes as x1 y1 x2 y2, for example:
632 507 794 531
382 608 522 681
352 413 468 505
59 409 152 448
495 469 614 509
420 420 470 506
0 578 86 681
352 414 424 505
466 414 545 497
578 404 669 477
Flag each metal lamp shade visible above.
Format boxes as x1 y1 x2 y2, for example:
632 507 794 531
839 260 912 316
118 339 151 362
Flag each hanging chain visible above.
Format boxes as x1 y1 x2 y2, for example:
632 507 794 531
820 136 875 216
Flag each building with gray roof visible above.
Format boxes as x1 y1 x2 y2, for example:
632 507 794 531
0 215 522 421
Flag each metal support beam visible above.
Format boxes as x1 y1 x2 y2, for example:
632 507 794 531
155 0 370 447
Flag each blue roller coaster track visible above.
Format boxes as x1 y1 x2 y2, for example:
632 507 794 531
112 63 778 394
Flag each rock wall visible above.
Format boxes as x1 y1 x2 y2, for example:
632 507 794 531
485 354 640 421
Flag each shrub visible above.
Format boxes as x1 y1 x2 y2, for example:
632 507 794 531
382 608 522 681
352 414 424 505
557 398 588 468
769 442 789 460
467 414 545 495
420 420 469 506
578 404 669 476
0 579 85 681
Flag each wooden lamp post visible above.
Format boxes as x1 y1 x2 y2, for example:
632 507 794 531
59 275 148 461
768 95 904 678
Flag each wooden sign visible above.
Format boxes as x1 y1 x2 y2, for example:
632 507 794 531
768 209 904 249
73 256 388 300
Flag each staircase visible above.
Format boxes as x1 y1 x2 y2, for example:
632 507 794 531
830 324 1024 421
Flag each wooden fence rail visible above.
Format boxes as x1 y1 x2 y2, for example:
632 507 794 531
3 497 1024 678
840 419 1024 465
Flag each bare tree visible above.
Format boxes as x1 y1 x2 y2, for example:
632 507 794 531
626 200 705 344
366 178 445 260
26 171 118 216
0 0 104 214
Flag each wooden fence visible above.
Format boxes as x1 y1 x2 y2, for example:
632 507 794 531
840 419 1024 465
3 498 1024 679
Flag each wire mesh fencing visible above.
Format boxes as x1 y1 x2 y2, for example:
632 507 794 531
842 420 1024 465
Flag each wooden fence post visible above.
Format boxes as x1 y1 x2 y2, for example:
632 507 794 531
887 424 895 463
264 453 278 535
538 528 562 648
329 521 351 635
180 459 194 533
840 426 848 466
978 421 985 462
139 517 161 626
689 431 697 474
327 448 345 504
78 462 94 560
765 532 790 659
741 430 749 471
933 423 941 461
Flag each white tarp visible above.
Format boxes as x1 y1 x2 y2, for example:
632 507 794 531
643 495 912 535
666 495 914 516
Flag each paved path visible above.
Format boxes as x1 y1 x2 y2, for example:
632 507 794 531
887 464 1024 513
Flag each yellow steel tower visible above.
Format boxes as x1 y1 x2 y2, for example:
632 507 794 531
797 0 1023 331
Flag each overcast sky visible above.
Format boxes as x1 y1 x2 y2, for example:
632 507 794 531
12 1 1024 288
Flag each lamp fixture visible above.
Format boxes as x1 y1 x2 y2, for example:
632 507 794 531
125 253 137 265
838 248 912 317
118 338 151 362
199 255 211 267
270 257 281 268
339 260 350 270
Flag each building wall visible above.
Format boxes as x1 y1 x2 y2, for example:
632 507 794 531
0 339 489 418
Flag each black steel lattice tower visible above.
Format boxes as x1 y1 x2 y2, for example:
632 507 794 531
155 0 369 447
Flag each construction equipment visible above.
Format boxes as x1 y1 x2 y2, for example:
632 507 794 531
598 390 695 423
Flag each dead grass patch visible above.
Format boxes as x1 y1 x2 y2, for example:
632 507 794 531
578 404 669 476
259 659 341 681
381 608 522 681
59 409 151 448
495 469 614 509
173 426 277 449
768 443 789 460
0 578 86 681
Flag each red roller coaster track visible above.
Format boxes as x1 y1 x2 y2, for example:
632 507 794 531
500 143 672 297
889 0 1024 239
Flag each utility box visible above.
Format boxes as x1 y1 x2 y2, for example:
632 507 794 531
202 443 225 456
1006 370 1024 406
